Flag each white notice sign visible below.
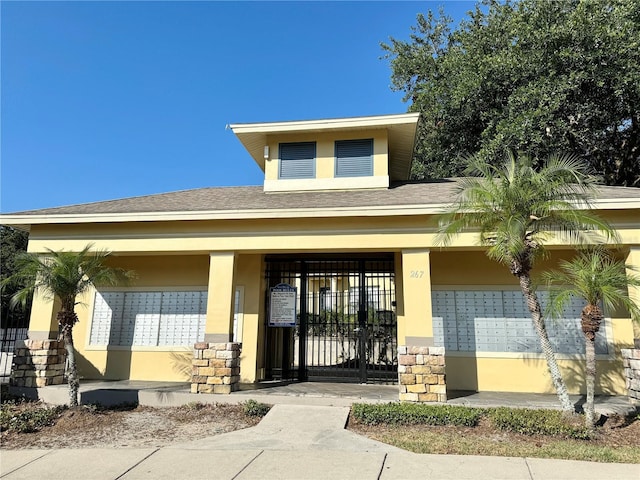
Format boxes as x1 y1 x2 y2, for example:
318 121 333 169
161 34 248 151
269 283 297 327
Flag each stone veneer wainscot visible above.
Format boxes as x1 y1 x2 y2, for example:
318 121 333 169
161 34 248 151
398 345 447 402
621 348 640 403
191 342 241 394
10 339 66 388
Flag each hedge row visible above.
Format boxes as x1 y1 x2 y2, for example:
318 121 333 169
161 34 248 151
351 403 591 439
351 402 483 427
489 407 591 439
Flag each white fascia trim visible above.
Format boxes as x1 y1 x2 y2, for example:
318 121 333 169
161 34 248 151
230 113 420 134
2 197 637 227
0 203 448 226
591 198 640 209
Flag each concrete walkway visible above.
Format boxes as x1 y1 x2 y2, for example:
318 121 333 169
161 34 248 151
1 404 638 480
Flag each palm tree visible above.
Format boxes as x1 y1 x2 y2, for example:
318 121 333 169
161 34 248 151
542 249 640 428
437 152 615 413
2 245 134 406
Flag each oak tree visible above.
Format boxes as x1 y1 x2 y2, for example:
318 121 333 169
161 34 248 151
383 0 640 186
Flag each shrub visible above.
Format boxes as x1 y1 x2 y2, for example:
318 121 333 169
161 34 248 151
488 407 591 439
351 402 482 427
352 403 593 440
0 403 67 433
242 399 271 417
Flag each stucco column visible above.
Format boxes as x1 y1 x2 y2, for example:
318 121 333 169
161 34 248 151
236 254 263 383
204 252 237 343
396 249 446 402
627 247 640 344
397 249 434 346
26 291 59 340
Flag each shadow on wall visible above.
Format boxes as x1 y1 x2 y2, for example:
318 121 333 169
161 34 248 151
444 354 478 394
443 347 625 397
75 349 104 380
561 356 626 397
103 348 132 381
77 348 193 382
522 353 625 396
76 350 142 406
170 350 193 381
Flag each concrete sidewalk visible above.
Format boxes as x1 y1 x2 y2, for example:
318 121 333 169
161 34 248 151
1 405 638 480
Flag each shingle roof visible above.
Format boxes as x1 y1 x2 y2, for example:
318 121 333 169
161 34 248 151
7 180 640 216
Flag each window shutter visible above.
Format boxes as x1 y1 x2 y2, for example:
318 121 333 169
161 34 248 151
335 139 373 177
279 142 316 179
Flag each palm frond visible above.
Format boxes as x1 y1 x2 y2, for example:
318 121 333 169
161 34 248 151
437 151 614 269
4 244 135 312
542 249 640 321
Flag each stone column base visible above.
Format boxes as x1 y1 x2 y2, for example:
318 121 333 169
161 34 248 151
191 342 241 394
398 345 446 402
10 339 66 388
621 348 640 403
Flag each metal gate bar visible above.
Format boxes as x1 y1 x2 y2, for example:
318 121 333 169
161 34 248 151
1 319 29 382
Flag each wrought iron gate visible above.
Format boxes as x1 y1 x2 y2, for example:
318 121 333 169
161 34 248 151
264 255 397 383
1 303 29 382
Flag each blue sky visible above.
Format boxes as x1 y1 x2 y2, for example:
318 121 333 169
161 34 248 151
1 1 474 213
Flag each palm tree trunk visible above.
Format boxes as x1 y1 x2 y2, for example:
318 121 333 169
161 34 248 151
584 334 596 428
518 274 574 413
581 303 602 429
58 309 80 407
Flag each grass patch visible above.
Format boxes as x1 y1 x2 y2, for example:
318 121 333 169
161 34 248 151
359 424 640 464
349 403 640 463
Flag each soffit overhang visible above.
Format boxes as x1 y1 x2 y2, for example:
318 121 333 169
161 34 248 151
230 113 420 181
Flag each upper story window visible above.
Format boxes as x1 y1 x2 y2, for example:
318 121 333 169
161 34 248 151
335 139 373 177
279 142 316 179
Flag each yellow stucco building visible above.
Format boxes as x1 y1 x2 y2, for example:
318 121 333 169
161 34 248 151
3 113 640 398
